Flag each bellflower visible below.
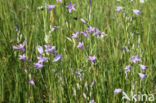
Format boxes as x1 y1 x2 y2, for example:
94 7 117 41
45 4 56 12
72 32 79 38
81 31 87 37
95 29 103 35
124 65 131 77
52 26 60 31
88 26 95 34
138 73 147 80
37 56 47 63
65 2 76 13
34 62 43 69
19 54 26 61
44 45 56 54
37 46 44 54
130 55 141 63
133 9 141 15
114 89 122 94
13 40 27 51
140 64 147 72
77 42 84 49
54 54 62 62
88 55 96 64
29 79 35 85
116 6 123 12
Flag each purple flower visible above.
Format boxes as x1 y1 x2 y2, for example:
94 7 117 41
114 89 122 94
45 4 56 12
15 25 18 31
54 54 62 62
123 46 129 52
77 42 84 49
88 26 95 34
56 0 62 3
116 6 123 12
80 18 86 23
140 64 147 72
29 79 35 85
138 73 147 80
130 55 141 63
76 69 82 75
13 40 27 51
37 56 47 63
72 32 79 38
65 2 76 13
44 45 56 54
89 0 92 6
89 99 96 103
133 9 141 15
81 31 88 37
37 46 44 54
52 26 60 31
19 54 26 61
88 55 96 64
34 62 43 69
124 65 131 77
95 29 103 35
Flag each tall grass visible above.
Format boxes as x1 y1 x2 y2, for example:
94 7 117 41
0 0 156 102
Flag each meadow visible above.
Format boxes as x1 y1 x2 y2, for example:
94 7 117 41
0 0 156 102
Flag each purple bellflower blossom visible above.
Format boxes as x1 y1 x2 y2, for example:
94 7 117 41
13 40 27 52
77 42 84 49
65 2 76 13
37 56 47 63
114 89 122 94
54 54 62 62
44 45 56 54
130 55 141 63
133 9 141 15
95 29 103 35
56 0 62 3
52 26 60 31
19 54 26 61
34 62 43 69
88 26 95 34
116 6 123 12
81 31 88 37
37 46 44 54
138 73 147 80
124 65 131 77
29 79 35 85
72 32 79 38
45 4 56 12
88 55 96 64
140 64 147 72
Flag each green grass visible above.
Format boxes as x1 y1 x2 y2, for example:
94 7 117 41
0 0 156 102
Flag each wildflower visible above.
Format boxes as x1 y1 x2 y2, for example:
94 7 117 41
90 80 95 88
88 55 96 64
29 79 35 85
56 0 62 3
15 25 18 31
83 93 87 99
140 64 147 72
81 31 88 37
13 40 27 51
34 62 43 69
89 99 96 103
138 73 147 80
52 26 60 31
89 0 92 6
45 4 56 12
123 46 129 52
44 45 56 54
65 2 76 13
116 6 123 12
19 54 26 61
133 9 141 15
88 26 95 34
95 29 103 35
77 42 84 49
72 32 79 38
54 54 62 62
114 89 122 94
80 18 86 23
37 56 47 63
124 65 131 77
130 55 141 63
37 46 44 54
76 69 83 75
